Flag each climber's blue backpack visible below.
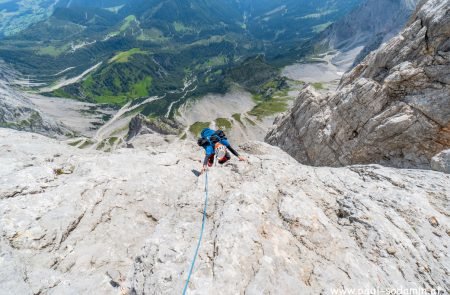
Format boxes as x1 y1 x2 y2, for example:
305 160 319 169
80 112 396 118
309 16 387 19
197 128 226 147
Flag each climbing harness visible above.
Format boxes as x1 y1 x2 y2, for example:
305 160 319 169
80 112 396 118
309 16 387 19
182 171 209 294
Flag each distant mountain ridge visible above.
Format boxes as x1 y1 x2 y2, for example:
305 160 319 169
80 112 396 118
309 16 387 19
0 0 362 120
317 0 421 62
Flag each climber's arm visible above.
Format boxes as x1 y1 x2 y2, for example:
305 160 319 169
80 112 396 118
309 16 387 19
203 154 211 166
227 145 240 157
201 146 214 173
222 140 246 161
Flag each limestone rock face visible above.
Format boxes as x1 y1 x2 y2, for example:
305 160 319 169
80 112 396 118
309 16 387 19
126 114 181 142
1 128 449 294
431 149 450 174
320 0 420 51
266 0 450 169
0 67 68 137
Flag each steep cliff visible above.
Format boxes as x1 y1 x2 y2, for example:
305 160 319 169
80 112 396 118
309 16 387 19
267 0 450 169
319 0 420 53
0 64 69 137
1 128 449 294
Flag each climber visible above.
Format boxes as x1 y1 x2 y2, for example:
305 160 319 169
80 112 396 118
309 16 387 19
197 128 245 174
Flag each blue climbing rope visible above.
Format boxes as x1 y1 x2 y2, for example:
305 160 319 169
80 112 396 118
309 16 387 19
182 171 209 295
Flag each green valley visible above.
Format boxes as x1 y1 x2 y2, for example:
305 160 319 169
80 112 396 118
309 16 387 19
0 0 363 120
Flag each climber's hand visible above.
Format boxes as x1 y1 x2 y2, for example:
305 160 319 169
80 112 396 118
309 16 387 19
200 165 207 174
238 156 247 162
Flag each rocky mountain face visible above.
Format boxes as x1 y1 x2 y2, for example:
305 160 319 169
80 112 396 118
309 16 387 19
315 0 421 68
319 0 420 52
267 0 450 169
1 128 449 294
0 66 68 137
431 149 450 174
126 114 181 141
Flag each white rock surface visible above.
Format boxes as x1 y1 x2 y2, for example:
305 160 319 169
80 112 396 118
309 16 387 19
0 76 68 137
267 0 450 169
0 128 449 294
431 149 450 174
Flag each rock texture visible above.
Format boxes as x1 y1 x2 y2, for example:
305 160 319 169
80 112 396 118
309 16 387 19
126 114 181 142
0 66 69 138
1 128 449 294
267 0 450 169
319 0 420 53
431 149 450 174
